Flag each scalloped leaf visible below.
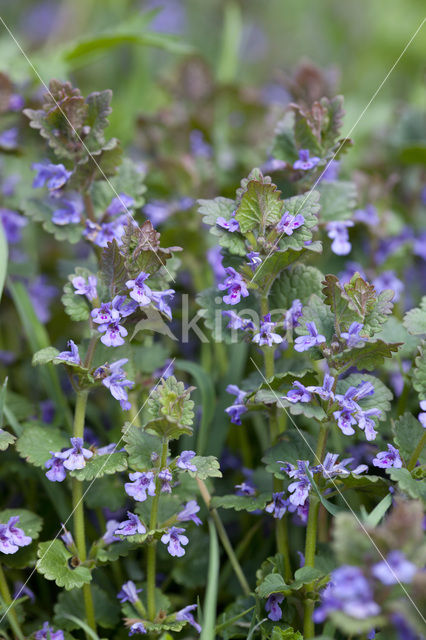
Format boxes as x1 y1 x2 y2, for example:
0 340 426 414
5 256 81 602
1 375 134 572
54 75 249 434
403 297 426 336
251 242 323 285
62 267 94 321
333 339 401 372
70 452 127 481
0 429 15 450
211 493 269 512
413 342 426 400
271 112 299 164
148 376 194 426
322 274 362 328
256 572 287 598
100 239 127 297
318 180 357 222
235 179 282 233
84 90 113 149
16 424 69 467
197 196 246 256
22 197 83 244
37 540 92 590
187 455 222 479
269 264 325 310
394 412 426 466
122 425 161 470
0 509 43 539
54 583 120 630
32 346 60 366
387 467 426 501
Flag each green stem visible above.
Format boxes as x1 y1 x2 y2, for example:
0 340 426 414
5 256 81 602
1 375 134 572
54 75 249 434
303 425 329 639
147 439 169 621
407 430 426 471
196 478 250 596
0 563 25 640
71 390 96 634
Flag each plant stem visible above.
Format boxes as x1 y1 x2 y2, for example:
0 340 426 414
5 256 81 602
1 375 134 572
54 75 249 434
0 563 25 640
196 478 251 596
71 390 96 633
147 438 169 621
303 425 329 639
407 430 426 471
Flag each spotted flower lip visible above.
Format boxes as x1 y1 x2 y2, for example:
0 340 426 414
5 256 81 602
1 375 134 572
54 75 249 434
372 443 402 469
114 512 146 537
294 321 326 352
125 471 156 502
161 526 189 557
252 313 283 347
218 267 249 306
276 210 305 235
293 149 320 171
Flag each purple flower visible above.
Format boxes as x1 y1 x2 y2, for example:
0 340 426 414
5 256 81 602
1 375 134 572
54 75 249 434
129 622 147 635
319 453 368 478
126 272 153 306
103 519 120 544
247 251 262 270
106 193 134 216
265 593 284 621
91 302 120 326
276 210 305 236
253 313 283 347
223 310 255 331
265 492 289 519
27 276 58 323
177 501 202 526
373 270 403 302
32 162 72 190
419 400 426 428
357 408 381 441
218 267 249 305
294 321 326 352
13 581 35 603
117 580 142 604
0 516 32 554
190 129 212 158
45 454 67 482
101 359 134 411
151 288 175 319
341 322 366 348
339 262 366 285
283 299 303 330
8 94 24 111
235 482 256 496
50 192 83 225
333 408 357 436
0 208 27 244
158 468 173 493
61 437 93 470
225 385 247 425
285 381 312 404
72 275 97 301
176 451 197 472
56 340 81 365
207 246 226 281
100 322 128 347
314 566 380 622
320 160 340 181
216 215 240 232
293 149 320 171
161 526 189 557
326 220 354 256
372 444 402 469
0 127 18 150
176 604 202 633
281 461 314 506
34 623 64 640
125 472 156 502
372 551 417 585
84 218 128 247
391 613 420 640
307 373 335 401
143 200 172 226
114 512 146 537
354 204 379 226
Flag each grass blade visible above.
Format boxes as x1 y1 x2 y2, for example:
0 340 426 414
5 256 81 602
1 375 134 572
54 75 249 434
201 519 220 640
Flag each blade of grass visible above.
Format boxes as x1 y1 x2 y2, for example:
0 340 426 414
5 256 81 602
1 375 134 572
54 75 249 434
200 519 219 640
0 223 7 302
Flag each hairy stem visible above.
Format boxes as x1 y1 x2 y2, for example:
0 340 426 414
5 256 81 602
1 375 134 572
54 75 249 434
303 425 329 638
0 563 25 640
71 390 96 633
147 438 169 620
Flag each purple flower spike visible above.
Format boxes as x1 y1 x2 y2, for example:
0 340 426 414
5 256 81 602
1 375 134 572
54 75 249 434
177 450 197 472
265 593 284 621
218 267 249 306
326 220 354 256
372 551 417 585
253 314 283 347
56 340 81 365
62 437 93 470
276 210 305 235
265 492 289 519
372 444 402 469
177 500 202 526
126 272 152 306
341 322 366 348
32 162 72 190
176 604 202 633
161 526 189 557
45 454 67 482
125 472 156 502
114 512 146 537
293 149 320 171
294 321 326 352
117 580 142 604
34 623 64 640
129 622 147 635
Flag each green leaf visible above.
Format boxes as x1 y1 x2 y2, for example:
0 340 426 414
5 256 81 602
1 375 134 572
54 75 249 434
364 290 395 336
62 268 94 321
123 425 161 470
271 112 299 164
394 412 426 465
271 628 303 640
32 346 60 366
333 339 401 371
403 297 426 335
251 242 323 286
148 376 194 426
211 493 269 512
322 274 362 328
269 265 325 310
292 566 325 589
54 584 120 630
293 105 323 156
84 90 112 149
91 157 146 211
37 540 92 590
263 431 316 477
70 452 128 481
202 519 220 640
387 467 426 501
0 221 7 301
197 197 246 257
329 611 386 636
22 197 83 244
374 316 419 359
235 179 282 233
0 508 43 539
0 429 15 450
413 342 426 399
186 455 222 479
257 369 318 391
257 573 287 598
295 293 335 343
318 180 357 222
336 374 393 419
146 416 193 440
16 424 69 467
362 494 393 527
277 191 321 253
100 240 127 298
